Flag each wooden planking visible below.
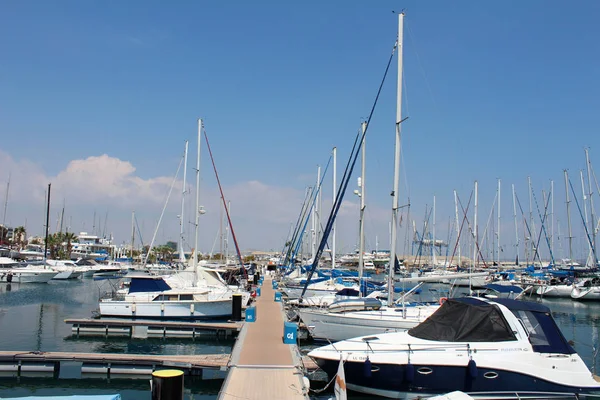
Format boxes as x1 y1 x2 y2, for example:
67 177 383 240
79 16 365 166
219 368 308 400
219 276 309 400
0 351 230 370
65 318 243 331
0 351 318 372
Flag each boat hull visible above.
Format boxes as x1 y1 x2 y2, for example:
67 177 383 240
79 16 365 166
315 358 600 399
99 299 234 320
299 306 438 342
0 270 57 283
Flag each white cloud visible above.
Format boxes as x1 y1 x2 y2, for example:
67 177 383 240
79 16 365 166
0 150 402 252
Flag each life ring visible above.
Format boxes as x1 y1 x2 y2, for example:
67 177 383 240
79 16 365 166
439 297 448 305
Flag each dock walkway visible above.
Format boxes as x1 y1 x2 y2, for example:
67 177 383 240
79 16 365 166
218 276 309 400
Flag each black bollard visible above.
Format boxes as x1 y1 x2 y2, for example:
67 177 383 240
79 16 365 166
151 369 184 400
253 272 259 285
231 293 242 321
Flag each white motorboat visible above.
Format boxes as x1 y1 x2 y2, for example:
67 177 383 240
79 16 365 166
309 297 600 399
45 259 85 280
571 277 600 301
99 274 250 320
0 257 58 283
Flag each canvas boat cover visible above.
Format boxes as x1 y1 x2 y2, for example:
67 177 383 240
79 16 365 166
408 298 517 342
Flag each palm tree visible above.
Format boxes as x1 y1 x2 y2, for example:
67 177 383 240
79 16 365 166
12 226 26 248
63 232 77 260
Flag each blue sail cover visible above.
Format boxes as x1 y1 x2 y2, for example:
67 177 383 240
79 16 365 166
128 277 171 293
11 396 121 400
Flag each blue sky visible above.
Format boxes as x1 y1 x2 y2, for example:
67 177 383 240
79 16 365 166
2 1 600 261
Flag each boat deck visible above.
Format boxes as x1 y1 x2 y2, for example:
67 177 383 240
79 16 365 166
218 276 309 400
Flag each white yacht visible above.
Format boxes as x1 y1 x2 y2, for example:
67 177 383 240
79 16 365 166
0 257 58 283
309 297 600 399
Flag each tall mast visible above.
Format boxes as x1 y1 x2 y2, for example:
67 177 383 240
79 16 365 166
131 211 135 260
512 184 519 265
497 179 501 266
454 190 461 268
358 121 367 287
586 148 597 264
332 147 337 268
387 12 404 305
179 141 189 263
471 180 478 293
44 183 51 261
432 195 437 266
527 176 534 265
194 119 202 269
2 174 10 228
580 170 592 266
564 170 573 263
551 180 554 262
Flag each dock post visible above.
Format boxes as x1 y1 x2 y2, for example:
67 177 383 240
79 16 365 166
151 369 184 400
231 294 242 321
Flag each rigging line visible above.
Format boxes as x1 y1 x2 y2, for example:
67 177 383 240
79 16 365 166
288 186 315 268
203 127 247 279
531 185 555 265
406 21 437 109
289 156 333 270
282 186 313 267
479 192 498 253
143 156 184 267
447 191 473 270
513 192 545 267
456 191 489 269
300 39 399 300
568 178 598 265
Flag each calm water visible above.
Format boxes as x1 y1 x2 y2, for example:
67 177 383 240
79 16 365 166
0 279 599 399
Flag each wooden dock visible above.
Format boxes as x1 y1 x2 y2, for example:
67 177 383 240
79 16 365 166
0 351 230 377
0 350 318 378
65 318 242 339
218 276 310 400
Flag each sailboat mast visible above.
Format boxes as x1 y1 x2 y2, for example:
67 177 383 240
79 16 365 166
131 211 135 260
471 180 478 293
433 195 436 266
194 119 202 269
564 170 574 263
512 184 519 264
551 180 554 261
497 179 501 266
44 183 51 260
454 190 461 267
387 12 404 304
332 147 337 269
179 141 189 263
585 148 597 263
358 121 367 286
2 174 9 227
581 170 592 266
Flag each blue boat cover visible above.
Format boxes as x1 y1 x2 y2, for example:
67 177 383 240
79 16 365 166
9 396 121 400
483 284 524 294
128 277 171 293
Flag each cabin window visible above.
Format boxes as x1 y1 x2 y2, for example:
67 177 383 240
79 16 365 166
180 294 193 300
515 310 549 347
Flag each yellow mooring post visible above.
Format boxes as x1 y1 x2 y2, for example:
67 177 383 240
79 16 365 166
151 369 184 400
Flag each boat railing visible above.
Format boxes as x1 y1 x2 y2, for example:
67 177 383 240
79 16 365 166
460 391 600 399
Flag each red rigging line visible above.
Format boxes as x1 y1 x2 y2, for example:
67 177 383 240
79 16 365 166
202 128 248 279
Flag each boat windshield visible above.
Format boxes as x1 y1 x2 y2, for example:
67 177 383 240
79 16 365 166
513 309 575 354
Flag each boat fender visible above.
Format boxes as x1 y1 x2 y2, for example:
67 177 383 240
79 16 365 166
190 303 195 314
161 303 165 312
468 359 477 379
6 273 12 283
405 362 414 382
363 357 372 378
439 297 448 305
